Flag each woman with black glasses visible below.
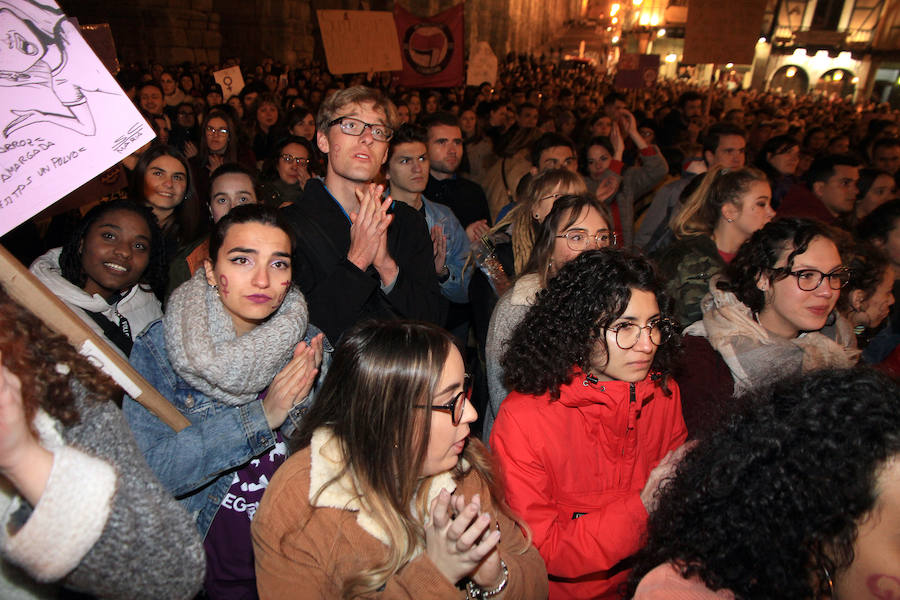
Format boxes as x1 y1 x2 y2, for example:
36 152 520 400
258 136 315 208
190 108 257 203
252 320 547 599
490 249 689 600
674 218 859 439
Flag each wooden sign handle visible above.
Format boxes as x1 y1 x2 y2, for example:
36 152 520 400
0 244 190 432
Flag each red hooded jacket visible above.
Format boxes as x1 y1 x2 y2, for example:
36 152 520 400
490 369 687 599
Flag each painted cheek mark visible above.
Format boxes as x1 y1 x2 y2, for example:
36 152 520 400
218 274 229 297
868 574 900 599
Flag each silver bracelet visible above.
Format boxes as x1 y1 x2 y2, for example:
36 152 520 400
465 559 508 599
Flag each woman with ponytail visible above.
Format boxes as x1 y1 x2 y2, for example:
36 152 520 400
656 166 775 327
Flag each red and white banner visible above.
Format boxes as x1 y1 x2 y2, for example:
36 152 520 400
393 3 464 88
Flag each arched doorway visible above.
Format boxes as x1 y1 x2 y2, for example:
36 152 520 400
815 68 856 97
769 65 809 95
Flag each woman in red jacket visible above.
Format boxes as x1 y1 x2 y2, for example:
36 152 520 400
490 249 689 600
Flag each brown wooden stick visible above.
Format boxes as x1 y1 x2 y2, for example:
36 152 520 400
0 244 190 431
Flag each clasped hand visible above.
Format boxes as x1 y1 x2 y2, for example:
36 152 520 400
347 183 394 274
426 489 503 588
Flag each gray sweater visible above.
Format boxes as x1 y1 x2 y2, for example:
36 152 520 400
0 383 205 599
482 274 542 443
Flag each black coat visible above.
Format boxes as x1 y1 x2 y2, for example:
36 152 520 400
281 179 443 343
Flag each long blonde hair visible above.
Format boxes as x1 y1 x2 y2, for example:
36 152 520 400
488 169 588 275
670 166 768 239
294 321 529 598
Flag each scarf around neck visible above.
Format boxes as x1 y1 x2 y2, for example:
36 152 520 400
164 268 309 405
684 277 859 396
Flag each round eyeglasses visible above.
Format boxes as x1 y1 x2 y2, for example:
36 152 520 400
206 125 229 136
328 116 393 142
771 267 850 291
416 374 471 425
555 230 616 251
280 153 310 166
608 320 671 350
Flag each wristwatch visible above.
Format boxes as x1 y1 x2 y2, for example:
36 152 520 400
437 265 451 283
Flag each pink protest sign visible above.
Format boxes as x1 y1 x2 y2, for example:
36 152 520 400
0 0 154 236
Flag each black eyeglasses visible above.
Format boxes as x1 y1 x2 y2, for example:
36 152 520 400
416 374 471 425
608 319 672 350
280 153 310 166
770 267 850 291
327 116 394 142
555 230 615 250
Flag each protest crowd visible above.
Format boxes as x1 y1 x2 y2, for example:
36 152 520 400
3 48 900 600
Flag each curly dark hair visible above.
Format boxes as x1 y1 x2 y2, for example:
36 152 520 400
626 368 900 598
836 241 891 315
0 286 120 432
59 199 167 300
718 218 841 314
501 249 679 399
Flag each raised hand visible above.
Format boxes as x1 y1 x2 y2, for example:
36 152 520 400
183 141 199 159
595 176 620 203
640 441 696 513
431 224 447 274
262 334 323 430
464 219 490 244
0 355 54 505
348 184 393 272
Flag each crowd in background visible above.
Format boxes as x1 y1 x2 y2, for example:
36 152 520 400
2 49 900 600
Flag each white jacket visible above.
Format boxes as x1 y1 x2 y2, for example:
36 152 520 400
29 248 162 358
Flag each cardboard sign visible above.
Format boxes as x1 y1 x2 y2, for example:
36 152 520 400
0 1 154 237
614 54 660 89
213 65 245 100
317 10 403 75
683 0 768 65
467 42 498 87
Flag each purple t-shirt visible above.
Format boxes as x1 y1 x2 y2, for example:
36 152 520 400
203 432 287 599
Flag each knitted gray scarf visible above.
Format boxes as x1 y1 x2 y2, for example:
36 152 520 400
164 268 309 405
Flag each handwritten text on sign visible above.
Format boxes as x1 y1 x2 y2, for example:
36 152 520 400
0 1 154 236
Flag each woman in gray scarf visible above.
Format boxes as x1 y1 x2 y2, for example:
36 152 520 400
124 204 327 599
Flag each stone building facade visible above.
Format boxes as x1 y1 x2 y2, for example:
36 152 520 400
60 0 579 69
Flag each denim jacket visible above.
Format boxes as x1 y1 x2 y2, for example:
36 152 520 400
123 320 331 538
423 196 472 304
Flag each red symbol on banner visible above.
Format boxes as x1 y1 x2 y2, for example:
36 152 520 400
403 23 454 75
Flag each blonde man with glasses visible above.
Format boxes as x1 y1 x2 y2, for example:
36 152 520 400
280 86 442 343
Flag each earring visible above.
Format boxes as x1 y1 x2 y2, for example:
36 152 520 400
822 563 834 598
533 213 540 219
726 217 734 223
